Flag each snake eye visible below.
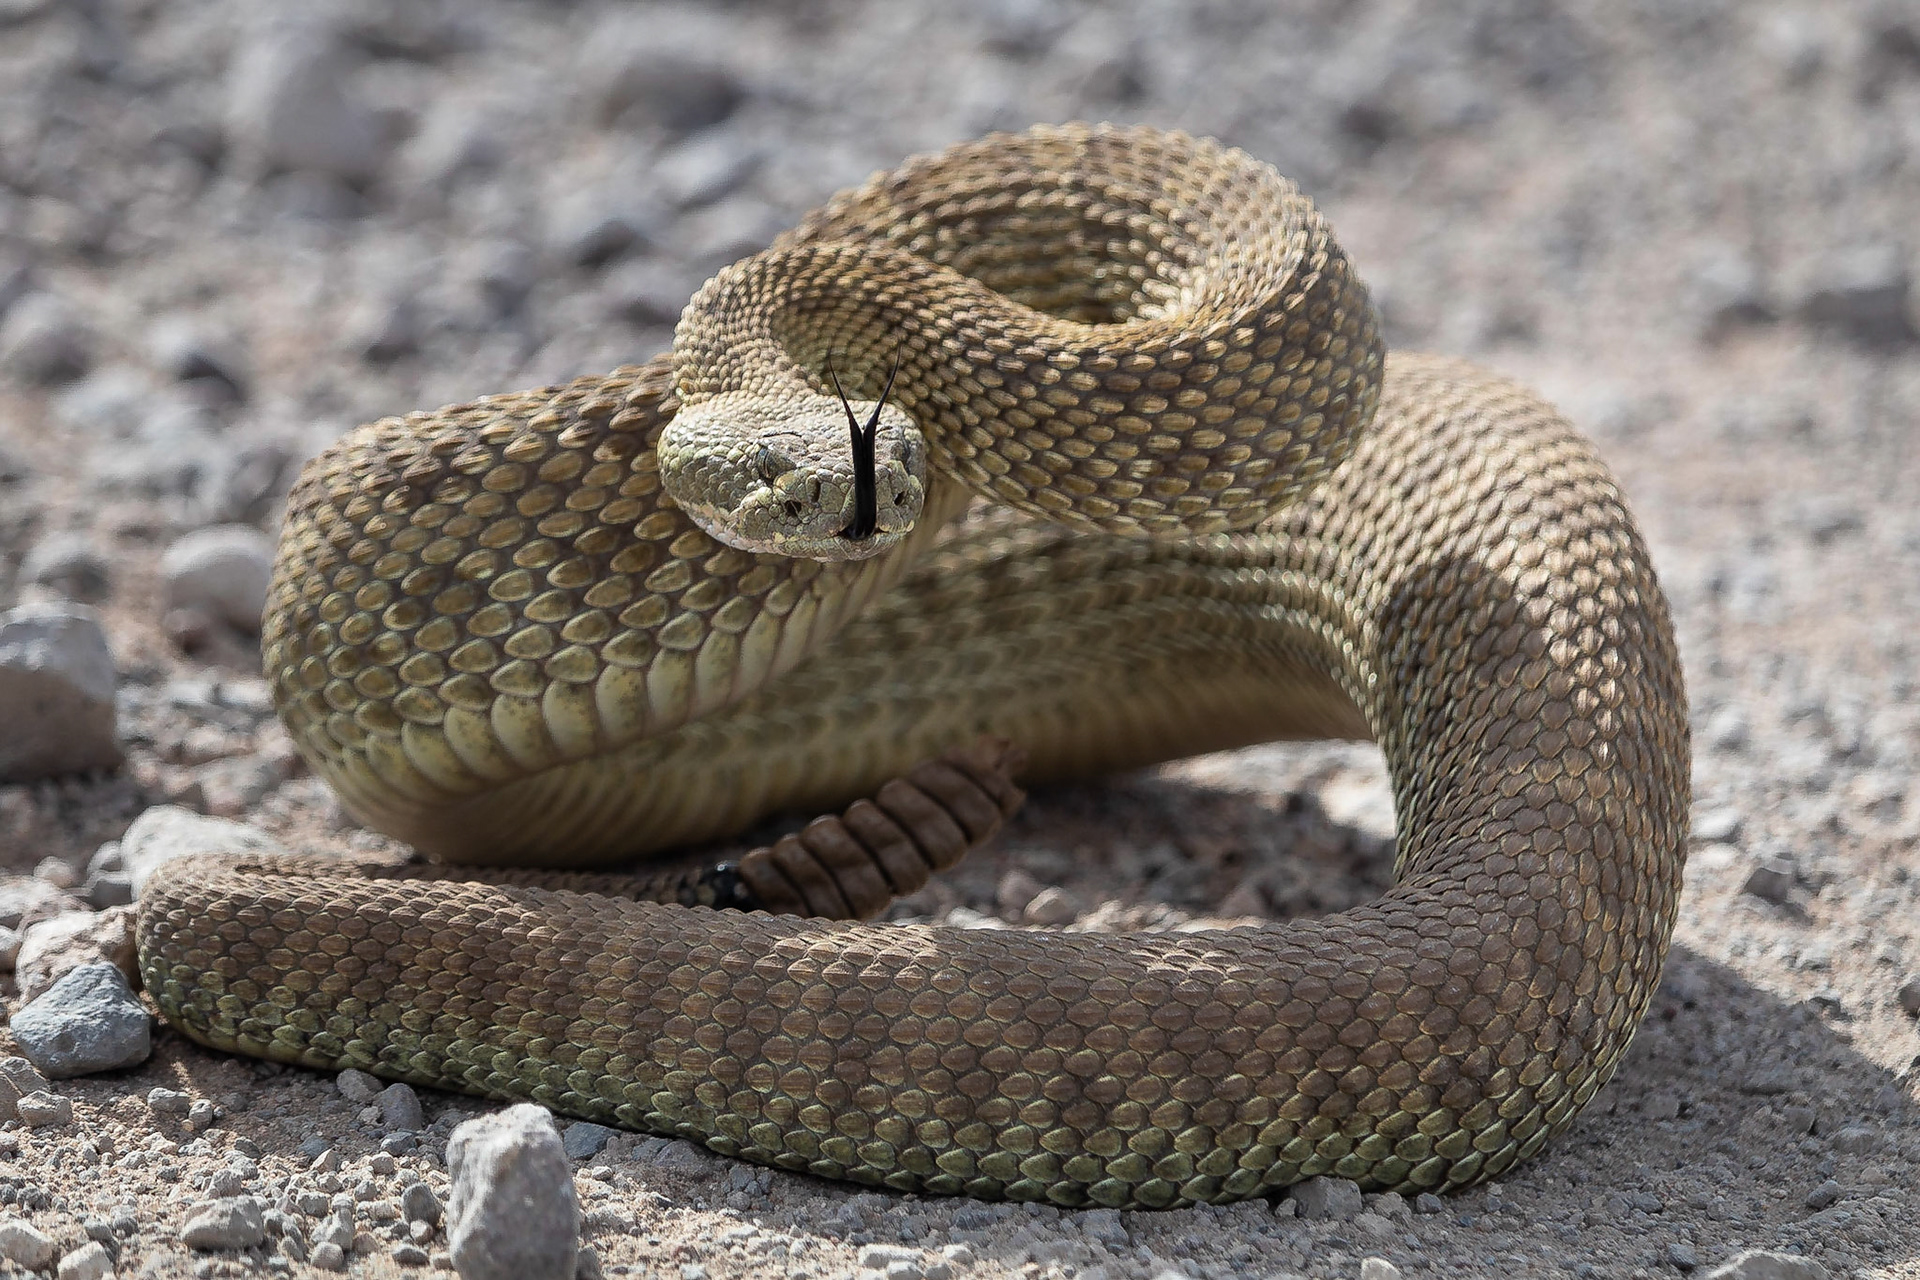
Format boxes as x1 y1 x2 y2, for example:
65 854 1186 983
756 445 792 483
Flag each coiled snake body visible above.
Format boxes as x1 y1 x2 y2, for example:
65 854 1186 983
136 125 1689 1207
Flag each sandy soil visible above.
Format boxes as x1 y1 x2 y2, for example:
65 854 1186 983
1 1 1918 1277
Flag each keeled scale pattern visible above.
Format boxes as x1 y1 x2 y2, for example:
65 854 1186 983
140 125 1688 1208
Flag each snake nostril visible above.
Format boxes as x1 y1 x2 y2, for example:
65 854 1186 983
784 500 802 519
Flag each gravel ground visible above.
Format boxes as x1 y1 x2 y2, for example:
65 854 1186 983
1 1 1918 1278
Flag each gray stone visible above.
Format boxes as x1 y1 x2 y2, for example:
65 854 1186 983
1829 1125 1877 1154
148 1087 192 1114
0 1218 55 1270
1023 886 1081 925
447 1104 580 1280
858 1244 925 1278
0 925 18 970
1803 1178 1841 1209
160 524 276 633
311 1240 347 1270
401 1181 442 1226
1899 976 1920 1014
149 317 250 400
1741 858 1797 904
0 292 94 385
562 1121 616 1160
1702 1251 1832 1280
379 1081 426 1130
228 28 388 185
56 1240 113 1280
10 961 153 1077
81 868 134 909
122 806 282 895
21 532 111 603
337 1067 382 1103
0 604 122 781
1289 1175 1365 1221
16 1090 73 1127
1669 1241 1700 1271
595 50 746 134
180 1196 267 1250
1795 243 1916 347
1360 1259 1402 1280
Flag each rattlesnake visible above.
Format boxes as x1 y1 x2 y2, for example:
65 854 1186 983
136 123 1689 1207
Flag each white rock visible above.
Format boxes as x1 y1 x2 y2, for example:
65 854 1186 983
1703 1251 1832 1280
57 1240 114 1280
159 524 276 633
120 806 283 895
0 1218 55 1269
14 905 136 1003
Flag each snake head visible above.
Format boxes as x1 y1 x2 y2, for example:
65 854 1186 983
658 389 927 562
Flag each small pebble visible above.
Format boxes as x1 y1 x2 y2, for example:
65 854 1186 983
148 1086 193 1114
0 1057 53 1121
401 1181 442 1226
159 525 276 634
21 532 111 603
446 1104 579 1280
1741 858 1798 905
337 1068 382 1103
1360 1259 1402 1280
0 293 94 385
378 1081 425 1130
56 1240 113 1280
1022 886 1081 925
17 1090 74 1127
562 1121 616 1160
1669 1241 1700 1271
1803 1178 1841 1209
1289 1176 1365 1221
1896 976 1920 1015
180 1196 267 1249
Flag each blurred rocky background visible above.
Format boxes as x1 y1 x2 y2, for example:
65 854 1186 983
1 2 1919 1279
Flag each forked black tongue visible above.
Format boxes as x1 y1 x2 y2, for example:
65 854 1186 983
826 353 900 543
